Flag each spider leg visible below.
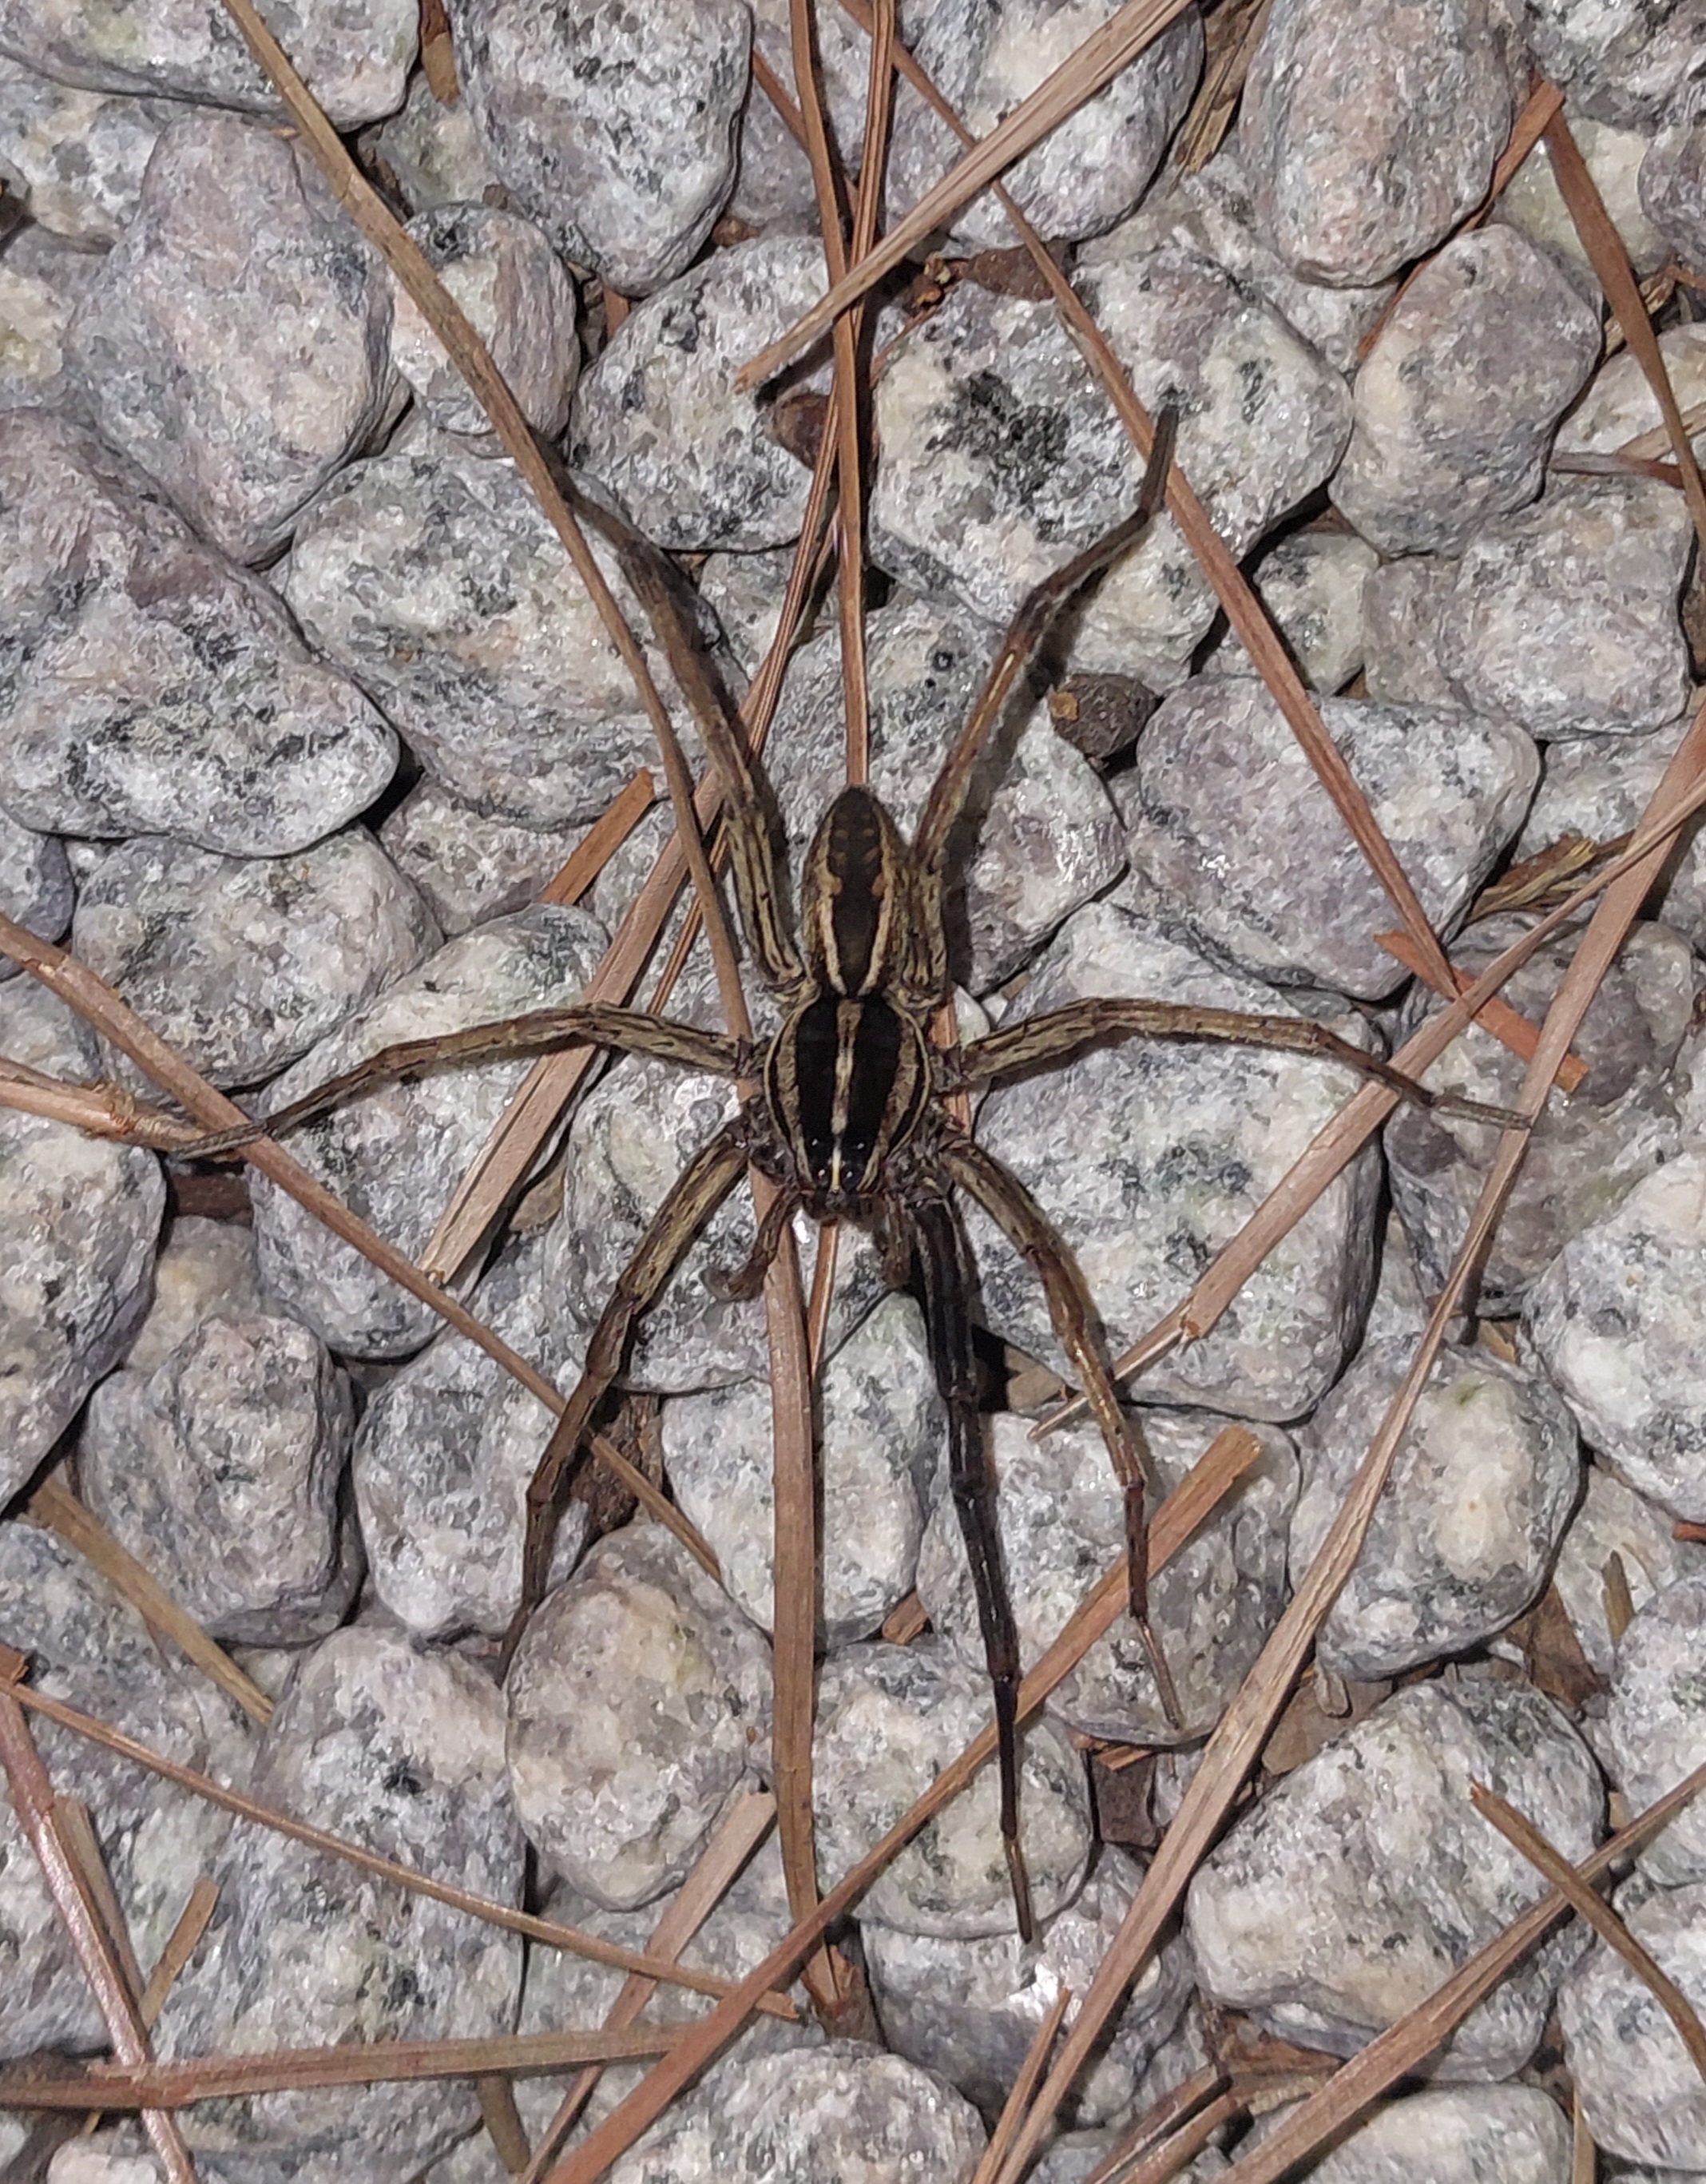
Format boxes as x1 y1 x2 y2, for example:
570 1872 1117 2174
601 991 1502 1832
959 997 1529 1131
942 1134 1184 1732
177 1006 743 1158
500 1114 750 1670
706 1179 800 1300
909 1185 1036 1943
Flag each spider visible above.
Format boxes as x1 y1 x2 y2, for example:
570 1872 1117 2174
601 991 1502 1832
186 407 1517 1938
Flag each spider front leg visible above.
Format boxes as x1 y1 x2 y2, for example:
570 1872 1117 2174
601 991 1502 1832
909 1187 1036 1944
501 1114 750 1670
942 1135 1184 1733
177 1006 743 1157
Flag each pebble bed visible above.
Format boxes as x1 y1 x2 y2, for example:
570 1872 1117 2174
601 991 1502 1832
1 0 1705 2180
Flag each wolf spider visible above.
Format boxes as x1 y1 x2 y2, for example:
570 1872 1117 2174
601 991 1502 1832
187 410 1518 1936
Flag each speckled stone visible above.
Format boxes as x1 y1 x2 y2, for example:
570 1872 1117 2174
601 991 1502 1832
123 1215 271 1376
0 58 179 245
1561 1877 1706 2167
813 1638 1093 1941
0 800 71 977
1524 0 1706 128
1602 1573 1706 1885
0 224 102 415
1552 1463 1704 1677
1527 1148 1706 1522
0 980 164 1500
1239 0 1519 284
886 0 1204 254
918 1409 1298 1745
154 1626 524 2178
763 595 1129 991
1185 1678 1604 2077
1359 554 1462 709
1272 2086 1573 2184
870 245 1352 685
570 233 828 552
81 1312 359 1646
0 1523 247 2057
695 544 795 679
283 423 718 825
443 0 749 296
1200 529 1377 691
664 1293 938 1647
72 828 438 1093
379 780 593 938
506 1522 772 1909
1514 717 1706 953
1392 916 1696 1315
1641 81 1706 266
968 897 1383 1419
69 113 399 565
731 0 884 228
1289 1336 1581 1679
353 1231 589 1640
1121 680 1537 999
248 904 609 1358
0 0 415 126
393 202 577 439
367 70 500 217
0 409 397 852
1443 478 1694 738
1500 117 1668 278
713 2047 986 2182
1556 325 1706 466
863 1848 1192 2126
1332 228 1601 558
43 2143 161 2183
1081 137 1393 375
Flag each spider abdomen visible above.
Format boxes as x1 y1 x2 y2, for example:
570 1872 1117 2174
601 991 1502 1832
765 991 931 1206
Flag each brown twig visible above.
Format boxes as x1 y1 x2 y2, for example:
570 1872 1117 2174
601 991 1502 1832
538 769 657 907
970 1985 1073 2184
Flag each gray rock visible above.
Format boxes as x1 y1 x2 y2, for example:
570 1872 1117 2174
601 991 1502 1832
283 423 717 826
1527 1147 1706 1523
154 1626 524 2178
1200 528 1377 692
1239 0 1519 284
443 0 749 296
887 0 1204 255
709 2045 986 2178
1560 1877 1706 2168
1443 478 1694 738
394 201 577 439
1552 1463 1705 1678
696 544 797 680
1359 554 1462 708
72 828 438 1093
1289 1336 1581 1679
1278 2086 1573 2183
1641 81 1706 267
664 1293 938 1648
352 1231 589 1640
0 0 415 126
0 408 397 852
1389 917 1696 1316
0 223 102 415
1081 137 1393 375
0 980 163 1499
731 0 885 229
122 1213 271 1376
764 594 1129 991
863 1848 1192 2126
870 245 1352 685
1603 1572 1706 1885
1332 228 1602 557
81 1312 359 1646
70 113 399 565
367 67 500 215
0 1524 246 2057
379 780 593 937
0 58 179 245
918 1409 1298 1745
0 798 70 976
1514 717 1706 953
1122 680 1538 999
1522 0 1706 128
1185 1678 1604 2077
968 897 1383 1419
1555 324 1706 466
248 904 609 1357
813 1638 1093 1940
1499 117 1667 278
570 233 828 552
505 1522 772 1909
